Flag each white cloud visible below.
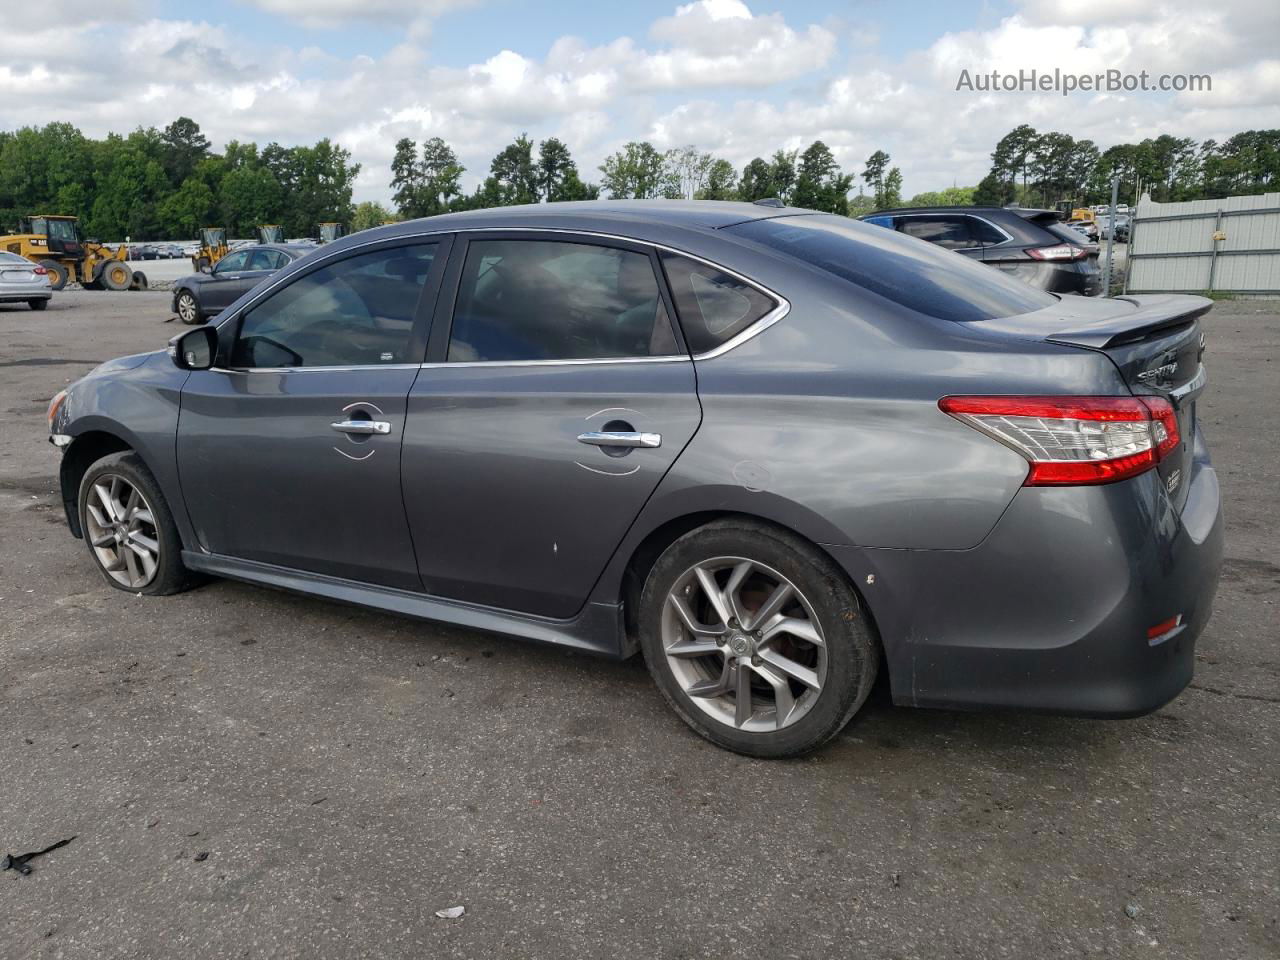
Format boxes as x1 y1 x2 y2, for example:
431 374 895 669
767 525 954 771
0 0 1275 207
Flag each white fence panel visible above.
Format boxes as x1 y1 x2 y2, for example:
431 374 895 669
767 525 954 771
1126 192 1280 297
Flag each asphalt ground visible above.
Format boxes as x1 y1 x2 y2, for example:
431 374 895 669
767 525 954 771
1 291 1277 959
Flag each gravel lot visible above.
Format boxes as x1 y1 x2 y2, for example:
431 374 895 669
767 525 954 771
2 291 1277 959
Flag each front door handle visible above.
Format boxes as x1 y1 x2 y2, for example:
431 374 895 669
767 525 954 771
577 431 661 449
331 419 391 436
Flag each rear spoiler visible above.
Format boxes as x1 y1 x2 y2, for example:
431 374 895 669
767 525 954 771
1046 295 1212 350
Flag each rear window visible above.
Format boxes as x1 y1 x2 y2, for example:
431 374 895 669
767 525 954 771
728 214 1055 322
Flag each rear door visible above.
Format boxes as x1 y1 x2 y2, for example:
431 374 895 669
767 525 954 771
402 232 701 619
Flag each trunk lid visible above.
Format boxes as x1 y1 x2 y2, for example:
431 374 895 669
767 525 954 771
975 294 1210 509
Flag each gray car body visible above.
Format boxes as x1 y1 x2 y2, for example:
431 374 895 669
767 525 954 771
0 251 52 303
53 201 1223 716
170 242 313 320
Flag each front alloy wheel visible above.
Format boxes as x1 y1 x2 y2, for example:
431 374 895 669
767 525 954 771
662 557 827 732
83 473 161 589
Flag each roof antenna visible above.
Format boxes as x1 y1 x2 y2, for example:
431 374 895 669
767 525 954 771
752 197 785 208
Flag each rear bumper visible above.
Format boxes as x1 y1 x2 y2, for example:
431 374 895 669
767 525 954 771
0 289 51 301
835 428 1223 717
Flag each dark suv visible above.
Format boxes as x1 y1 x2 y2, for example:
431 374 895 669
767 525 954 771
861 206 1101 296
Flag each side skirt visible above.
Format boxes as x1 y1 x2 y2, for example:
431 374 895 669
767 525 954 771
181 551 628 658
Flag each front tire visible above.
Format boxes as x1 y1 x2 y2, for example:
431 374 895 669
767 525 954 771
78 452 198 596
176 290 200 325
639 519 878 757
101 261 134 291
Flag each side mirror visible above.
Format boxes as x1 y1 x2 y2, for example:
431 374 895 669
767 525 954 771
168 326 218 371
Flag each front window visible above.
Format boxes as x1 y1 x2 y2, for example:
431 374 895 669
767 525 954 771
33 218 77 241
230 243 437 368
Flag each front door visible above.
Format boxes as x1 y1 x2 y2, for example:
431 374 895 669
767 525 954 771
177 237 450 590
200 249 257 313
402 233 702 619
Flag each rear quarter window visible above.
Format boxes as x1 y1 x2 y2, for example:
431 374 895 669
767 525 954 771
660 253 779 354
728 214 1056 322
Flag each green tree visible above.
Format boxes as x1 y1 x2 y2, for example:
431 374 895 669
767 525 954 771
158 176 215 237
352 200 395 231
218 165 284 236
390 137 424 217
420 137 464 213
698 158 738 200
160 117 211 186
485 133 540 206
862 150 901 209
663 146 713 200
599 141 666 199
907 186 977 206
537 137 596 201
791 140 852 214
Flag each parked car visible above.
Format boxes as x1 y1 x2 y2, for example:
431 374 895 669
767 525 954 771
1098 216 1131 242
48 201 1222 757
170 243 313 324
1067 219 1098 241
154 243 184 259
861 206 1102 295
0 250 52 310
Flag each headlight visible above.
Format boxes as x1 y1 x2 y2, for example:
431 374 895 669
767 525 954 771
47 389 67 431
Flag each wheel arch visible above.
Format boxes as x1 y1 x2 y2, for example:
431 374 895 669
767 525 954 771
617 509 885 663
59 430 138 538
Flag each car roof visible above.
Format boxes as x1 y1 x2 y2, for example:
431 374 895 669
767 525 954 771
336 200 812 253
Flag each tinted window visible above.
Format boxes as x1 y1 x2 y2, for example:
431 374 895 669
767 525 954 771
447 239 677 362
898 216 973 249
728 214 1055 322
247 249 287 271
214 250 249 273
660 253 777 354
230 243 436 368
968 217 1008 245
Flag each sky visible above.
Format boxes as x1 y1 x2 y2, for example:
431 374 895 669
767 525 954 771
2 0 1277 204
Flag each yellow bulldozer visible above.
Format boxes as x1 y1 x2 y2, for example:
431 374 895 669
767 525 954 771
0 215 140 291
192 227 229 272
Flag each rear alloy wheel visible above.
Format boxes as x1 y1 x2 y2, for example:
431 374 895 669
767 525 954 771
176 290 200 324
101 261 134 291
78 452 199 596
39 259 68 291
640 520 878 757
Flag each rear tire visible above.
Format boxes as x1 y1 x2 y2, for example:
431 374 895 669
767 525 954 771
29 298 48 311
130 270 149 291
639 519 879 758
77 452 200 596
40 260 68 291
101 261 133 291
194 256 211 273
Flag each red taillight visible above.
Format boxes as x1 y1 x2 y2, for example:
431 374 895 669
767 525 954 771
1026 244 1089 262
939 395 1181 487
33 265 48 275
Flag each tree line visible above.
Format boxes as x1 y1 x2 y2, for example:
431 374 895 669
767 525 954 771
0 117 359 240
973 124 1280 208
4 115 1277 242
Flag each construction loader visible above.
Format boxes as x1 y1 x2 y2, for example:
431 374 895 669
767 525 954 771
192 227 229 272
0 215 141 291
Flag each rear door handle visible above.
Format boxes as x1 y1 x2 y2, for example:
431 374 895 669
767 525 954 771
331 419 392 435
577 431 661 448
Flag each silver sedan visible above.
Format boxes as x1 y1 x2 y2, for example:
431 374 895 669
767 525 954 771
0 251 52 310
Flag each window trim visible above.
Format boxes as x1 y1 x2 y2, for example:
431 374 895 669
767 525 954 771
209 227 787 372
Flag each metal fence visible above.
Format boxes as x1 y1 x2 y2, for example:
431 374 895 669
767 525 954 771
1125 191 1280 297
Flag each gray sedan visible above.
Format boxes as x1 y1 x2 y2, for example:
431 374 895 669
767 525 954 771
171 243 313 324
0 250 52 309
48 201 1222 757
